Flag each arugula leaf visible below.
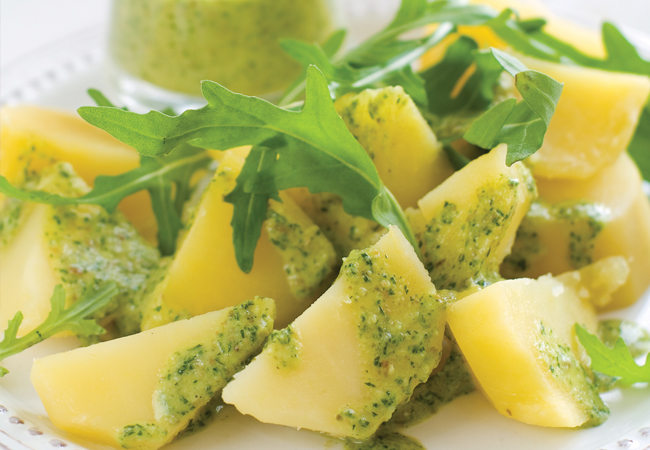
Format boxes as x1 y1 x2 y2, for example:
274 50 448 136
78 67 418 271
419 36 503 115
278 0 499 105
576 324 650 386
463 48 563 165
628 107 650 180
88 89 125 109
224 141 282 273
0 146 211 255
0 283 118 377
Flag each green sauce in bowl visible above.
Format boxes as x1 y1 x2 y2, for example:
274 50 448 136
109 0 334 97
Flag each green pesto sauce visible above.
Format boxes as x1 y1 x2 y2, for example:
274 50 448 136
118 423 167 449
302 193 385 259
176 395 224 440
555 203 607 269
594 319 650 392
153 297 274 424
265 202 337 300
336 89 410 162
336 249 446 439
343 432 425 450
537 320 609 427
37 164 161 338
264 325 302 370
503 201 608 275
0 197 27 246
417 175 521 291
389 342 474 428
109 0 333 96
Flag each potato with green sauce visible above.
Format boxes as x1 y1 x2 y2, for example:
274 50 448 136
31 298 275 450
409 144 536 291
223 227 446 439
502 152 650 310
448 257 629 428
0 163 160 338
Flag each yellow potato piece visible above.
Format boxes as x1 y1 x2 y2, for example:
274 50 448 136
502 153 650 310
222 227 446 439
31 298 275 450
0 105 157 243
414 144 536 289
0 204 58 334
142 150 335 330
448 259 625 428
335 86 454 208
520 57 650 179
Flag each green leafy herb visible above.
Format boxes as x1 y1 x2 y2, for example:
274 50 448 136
0 146 211 255
0 283 119 377
224 141 282 272
278 0 498 105
576 324 650 386
463 48 563 165
77 66 418 272
419 36 503 115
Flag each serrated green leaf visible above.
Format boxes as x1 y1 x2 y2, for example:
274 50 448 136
0 148 210 255
77 67 417 266
0 283 118 377
463 50 562 165
280 0 497 104
422 37 505 116
576 324 650 386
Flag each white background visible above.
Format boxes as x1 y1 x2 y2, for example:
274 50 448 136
2 0 650 70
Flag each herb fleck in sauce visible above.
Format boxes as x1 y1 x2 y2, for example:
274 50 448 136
118 423 167 449
264 325 302 370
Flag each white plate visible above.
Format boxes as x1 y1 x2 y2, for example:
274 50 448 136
2 4 650 450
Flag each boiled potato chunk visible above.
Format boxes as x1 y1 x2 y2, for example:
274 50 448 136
0 164 160 337
31 298 275 450
520 57 650 179
413 144 536 290
0 105 157 243
448 259 626 428
222 227 446 439
141 150 336 330
502 153 650 310
335 86 454 208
